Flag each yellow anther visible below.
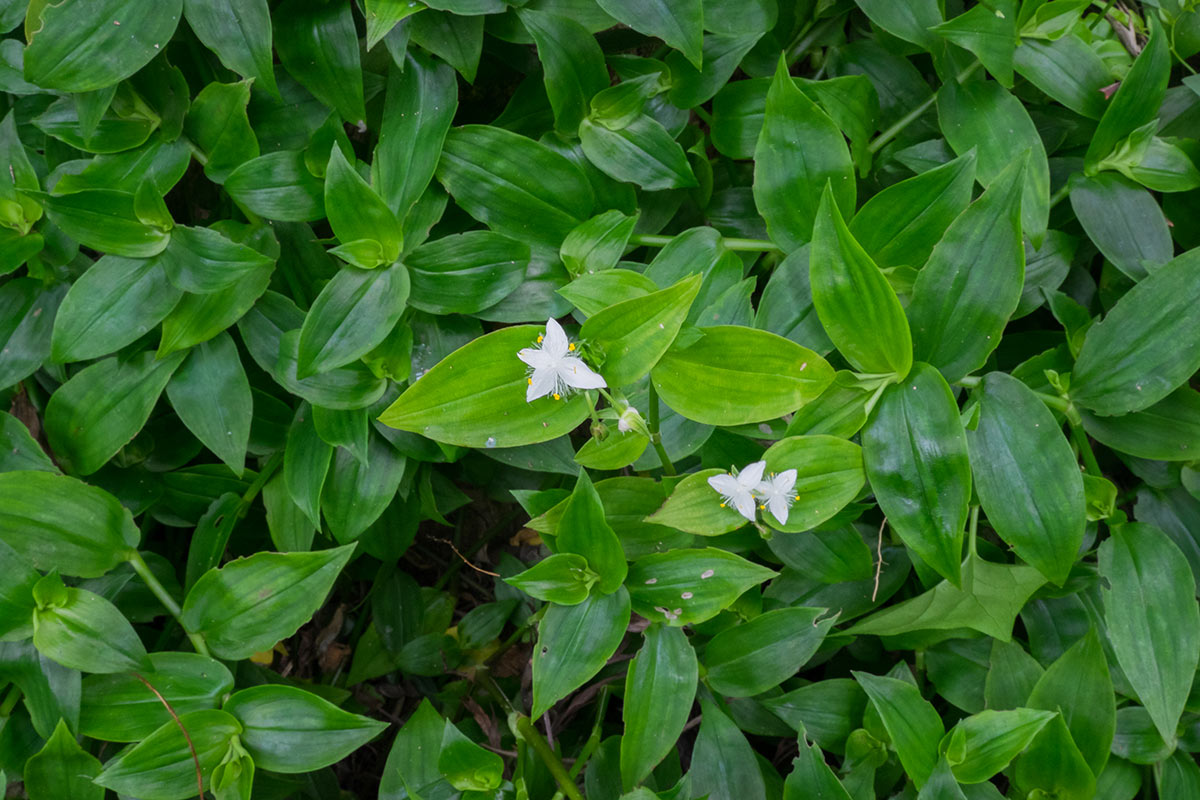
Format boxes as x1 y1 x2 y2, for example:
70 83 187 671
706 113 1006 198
537 335 543 343
568 342 576 351
528 378 533 385
759 505 765 510
719 502 726 508
553 393 561 400
794 495 800 500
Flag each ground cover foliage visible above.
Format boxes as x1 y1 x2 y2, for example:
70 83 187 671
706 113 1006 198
4 0 1200 798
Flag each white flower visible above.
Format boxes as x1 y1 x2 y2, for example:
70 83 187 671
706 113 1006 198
518 318 607 402
757 469 798 525
707 460 766 522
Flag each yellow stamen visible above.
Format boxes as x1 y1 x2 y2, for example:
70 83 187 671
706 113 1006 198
553 393 561 400
568 342 576 351
719 502 726 508
794 495 800 500
759 505 765 510
528 378 533 385
537 335 543 343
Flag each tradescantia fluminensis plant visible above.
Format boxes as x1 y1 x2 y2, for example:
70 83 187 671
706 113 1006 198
5 0 1200 797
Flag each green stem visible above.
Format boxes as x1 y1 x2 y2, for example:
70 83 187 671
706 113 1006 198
786 14 843 63
517 716 585 800
647 383 676 476
693 106 714 126
1090 0 1118 30
128 550 211 658
968 504 980 558
1070 421 1103 476
0 684 21 717
1035 391 1072 414
1049 182 1071 210
956 375 982 388
862 379 891 419
568 687 610 780
868 61 981 155
629 233 782 253
239 452 282 516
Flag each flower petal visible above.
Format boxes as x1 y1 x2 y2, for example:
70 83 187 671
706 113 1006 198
559 356 607 390
527 368 557 402
774 469 798 494
708 474 741 496
543 317 569 358
518 347 556 370
768 494 791 525
738 460 767 488
732 489 757 522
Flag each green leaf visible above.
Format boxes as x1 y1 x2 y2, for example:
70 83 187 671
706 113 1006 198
0 470 137 577
159 225 274 294
410 10 484 84
666 33 762 110
848 151 976 270
325 146 401 264
762 679 867 754
1011 714 1096 800
520 9 608 135
863 363 971 585
755 59 855 251
854 0 943 49
165 332 252 476
854 671 944 789
380 699 449 799
621 624 697 789
810 185 912 376
937 76 1049 245
943 708 1055 784
321 434 407 543
24 0 182 91
184 80 260 184
33 96 157 155
908 156 1026 383
706 607 835 697
1071 248 1200 415
559 269 657 316
182 0 276 96
505 553 597 605
406 231 529 314
1068 172 1172 282
312 405 369 465
45 351 184 476
284 404 332 527
846 553 1045 641
933 5 1016 87
581 274 701 387
224 685 386 773
579 115 697 191
180 545 355 660
594 0 702 68
224 151 325 222
375 51 456 223
298 263 410 377
23 718 104 800
34 586 152 673
1099 523 1200 743
557 471 628 594
561 210 639 277
439 717 504 791
966 372 1084 585
95 709 242 800
531 585 630 718
274 0 364 123
364 0 423 49
1085 19 1168 169
651 326 834 425
80 652 234 742
437 125 593 249
689 699 767 800
626 547 777 627
1013 35 1110 119
783 728 854 800
1082 386 1200 461
1025 629 1115 776
37 190 170 257
158 262 273 356
380 324 592 447
49 255 181 363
